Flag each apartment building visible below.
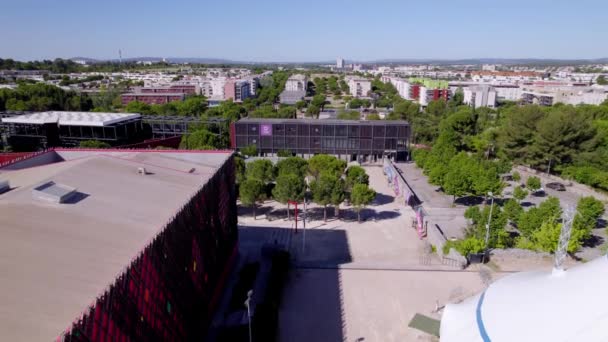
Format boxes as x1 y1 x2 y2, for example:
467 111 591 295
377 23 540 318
285 74 308 92
347 78 372 98
463 85 497 108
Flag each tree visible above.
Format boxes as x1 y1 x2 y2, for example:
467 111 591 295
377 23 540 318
307 104 320 118
526 176 541 192
277 149 293 157
345 166 369 189
512 171 521 182
442 152 473 203
311 173 340 221
79 140 110 148
330 178 346 218
503 199 523 223
275 156 308 178
239 179 264 219
350 183 376 223
517 196 561 238
308 154 346 179
246 159 275 184
234 155 246 183
597 75 608 85
278 106 297 118
337 110 360 120
125 100 153 115
366 113 381 120
240 144 258 157
513 186 528 203
180 128 218 150
311 94 326 110
472 161 503 198
273 174 306 220
499 105 546 164
570 196 606 252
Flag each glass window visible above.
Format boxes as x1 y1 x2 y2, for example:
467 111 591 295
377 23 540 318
335 125 347 136
311 125 322 136
323 125 334 136
348 125 360 137
373 126 385 137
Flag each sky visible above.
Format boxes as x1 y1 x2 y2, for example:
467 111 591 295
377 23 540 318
1 0 607 62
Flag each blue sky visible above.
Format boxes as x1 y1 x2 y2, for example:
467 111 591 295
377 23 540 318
1 0 606 62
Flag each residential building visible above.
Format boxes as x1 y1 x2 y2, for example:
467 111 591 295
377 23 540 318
347 78 372 98
223 80 251 102
285 74 308 92
521 86 608 106
337 58 344 69
121 92 185 106
463 85 497 108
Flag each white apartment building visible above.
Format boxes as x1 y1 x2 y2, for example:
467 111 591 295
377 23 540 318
521 86 608 106
285 74 307 92
463 86 497 108
347 78 372 97
337 58 344 69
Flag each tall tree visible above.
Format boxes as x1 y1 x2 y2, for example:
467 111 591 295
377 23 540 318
311 173 339 221
275 156 308 178
273 174 306 220
239 179 264 219
246 159 275 184
308 154 346 179
350 183 376 223
345 166 369 189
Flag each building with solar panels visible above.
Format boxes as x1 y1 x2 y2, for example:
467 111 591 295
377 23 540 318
230 118 411 162
0 149 237 341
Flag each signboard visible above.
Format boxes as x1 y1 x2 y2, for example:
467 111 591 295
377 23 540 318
260 124 272 136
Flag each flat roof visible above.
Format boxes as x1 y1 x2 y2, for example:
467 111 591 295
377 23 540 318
236 118 409 125
0 150 232 341
123 92 186 97
1 111 141 127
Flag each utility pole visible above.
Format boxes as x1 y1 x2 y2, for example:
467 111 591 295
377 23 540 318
245 290 253 342
302 200 307 253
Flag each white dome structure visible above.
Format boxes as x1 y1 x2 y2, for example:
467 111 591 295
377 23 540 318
440 255 608 341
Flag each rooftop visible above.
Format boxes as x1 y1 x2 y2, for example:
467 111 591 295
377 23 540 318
237 118 409 125
1 111 141 127
0 149 232 341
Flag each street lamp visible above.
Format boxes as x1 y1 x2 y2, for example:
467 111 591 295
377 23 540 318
244 290 253 342
483 192 495 263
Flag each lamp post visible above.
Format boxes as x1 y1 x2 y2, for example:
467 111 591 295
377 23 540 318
244 290 253 342
483 192 495 263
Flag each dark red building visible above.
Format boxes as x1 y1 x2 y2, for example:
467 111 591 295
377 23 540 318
121 93 186 106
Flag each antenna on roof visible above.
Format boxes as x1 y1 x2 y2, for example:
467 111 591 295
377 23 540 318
119 49 122 64
553 206 575 273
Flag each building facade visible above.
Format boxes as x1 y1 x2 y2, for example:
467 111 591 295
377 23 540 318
231 118 410 162
347 78 372 98
285 74 308 92
463 86 497 108
121 93 185 106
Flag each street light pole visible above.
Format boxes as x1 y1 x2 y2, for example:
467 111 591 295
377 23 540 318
245 290 253 342
302 200 307 253
483 192 495 263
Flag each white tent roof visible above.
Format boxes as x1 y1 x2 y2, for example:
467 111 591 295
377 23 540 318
440 255 608 341
1 111 141 126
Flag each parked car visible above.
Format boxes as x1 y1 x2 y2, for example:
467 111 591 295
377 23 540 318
546 182 566 191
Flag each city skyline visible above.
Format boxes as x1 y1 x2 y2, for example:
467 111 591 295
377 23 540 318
1 0 607 62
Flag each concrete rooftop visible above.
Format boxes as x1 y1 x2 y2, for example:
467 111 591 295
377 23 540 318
0 150 232 341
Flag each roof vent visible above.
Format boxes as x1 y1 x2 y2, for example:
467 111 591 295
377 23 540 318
32 181 77 204
137 167 148 175
0 180 9 194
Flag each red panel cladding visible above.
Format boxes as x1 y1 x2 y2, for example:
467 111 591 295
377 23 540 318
433 89 440 100
411 85 420 100
230 123 236 149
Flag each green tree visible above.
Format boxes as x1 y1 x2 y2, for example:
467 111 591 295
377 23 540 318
308 154 346 179
512 171 521 182
570 196 606 252
311 173 340 221
180 128 218 149
366 113 381 120
472 161 503 198
176 96 207 116
350 183 376 223
277 149 293 157
239 179 264 219
331 178 346 218
517 196 561 238
513 186 528 203
295 100 306 110
273 174 306 220
503 199 523 223
240 144 258 157
234 155 246 183
337 110 360 120
275 156 308 178
442 152 473 203
597 75 608 85
345 166 369 189
307 104 320 118
499 105 546 163
246 159 275 184
124 100 153 114
278 106 297 118
311 94 326 110
79 140 110 148
526 176 541 192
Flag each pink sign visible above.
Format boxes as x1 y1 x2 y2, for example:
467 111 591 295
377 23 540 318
260 124 272 136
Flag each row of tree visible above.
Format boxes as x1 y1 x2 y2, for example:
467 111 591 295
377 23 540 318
238 154 376 222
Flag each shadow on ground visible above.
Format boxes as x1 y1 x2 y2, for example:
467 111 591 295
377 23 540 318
237 225 352 342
